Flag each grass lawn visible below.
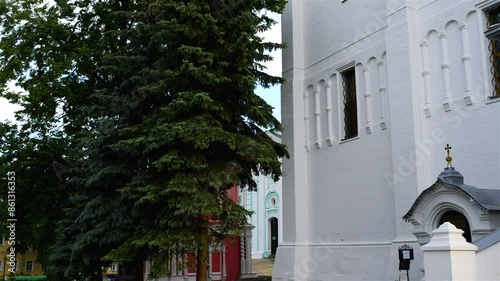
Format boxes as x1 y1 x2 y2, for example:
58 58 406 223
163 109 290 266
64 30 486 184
252 258 274 276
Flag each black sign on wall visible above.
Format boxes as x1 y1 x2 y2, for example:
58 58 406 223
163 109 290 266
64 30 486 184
398 244 414 271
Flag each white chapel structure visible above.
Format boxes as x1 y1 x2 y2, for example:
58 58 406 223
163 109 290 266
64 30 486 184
274 0 500 280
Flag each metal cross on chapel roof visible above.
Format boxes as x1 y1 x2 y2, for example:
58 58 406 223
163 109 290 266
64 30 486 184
445 144 453 167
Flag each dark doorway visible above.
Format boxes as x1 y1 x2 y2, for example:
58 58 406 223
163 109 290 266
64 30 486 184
438 210 472 242
270 217 278 256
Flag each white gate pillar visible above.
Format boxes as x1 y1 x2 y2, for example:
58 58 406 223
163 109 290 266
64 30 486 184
240 225 257 278
421 222 477 281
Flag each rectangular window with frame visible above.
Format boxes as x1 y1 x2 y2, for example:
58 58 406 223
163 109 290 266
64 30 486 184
40 264 45 272
488 6 500 97
341 67 358 140
26 261 34 272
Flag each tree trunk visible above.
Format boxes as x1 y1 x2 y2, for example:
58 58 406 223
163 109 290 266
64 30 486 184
196 217 209 281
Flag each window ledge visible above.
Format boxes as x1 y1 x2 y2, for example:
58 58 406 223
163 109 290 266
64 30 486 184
486 95 500 104
340 136 360 144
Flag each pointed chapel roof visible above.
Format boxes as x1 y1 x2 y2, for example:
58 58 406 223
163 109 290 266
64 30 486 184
404 145 500 221
403 169 500 221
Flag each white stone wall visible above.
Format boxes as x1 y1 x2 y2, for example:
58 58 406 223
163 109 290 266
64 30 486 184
275 0 500 280
422 222 500 281
476 242 500 280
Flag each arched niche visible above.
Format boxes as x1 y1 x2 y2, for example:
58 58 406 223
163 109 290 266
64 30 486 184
438 210 472 242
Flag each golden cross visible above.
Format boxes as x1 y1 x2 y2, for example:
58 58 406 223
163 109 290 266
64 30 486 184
445 144 452 167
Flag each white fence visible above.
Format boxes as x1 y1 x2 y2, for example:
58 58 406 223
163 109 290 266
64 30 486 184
422 222 500 281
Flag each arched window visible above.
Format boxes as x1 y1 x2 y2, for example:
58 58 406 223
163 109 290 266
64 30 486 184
265 192 279 209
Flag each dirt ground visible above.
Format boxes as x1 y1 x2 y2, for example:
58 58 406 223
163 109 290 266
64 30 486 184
252 259 274 276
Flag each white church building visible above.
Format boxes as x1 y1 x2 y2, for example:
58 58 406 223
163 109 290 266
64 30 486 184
274 0 500 280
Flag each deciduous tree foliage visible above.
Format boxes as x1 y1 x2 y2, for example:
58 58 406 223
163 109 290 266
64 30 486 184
0 0 287 280
1 1 139 279
0 123 69 269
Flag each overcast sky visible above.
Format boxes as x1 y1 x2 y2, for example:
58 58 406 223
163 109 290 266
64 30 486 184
255 12 282 121
0 12 282 123
0 81 22 123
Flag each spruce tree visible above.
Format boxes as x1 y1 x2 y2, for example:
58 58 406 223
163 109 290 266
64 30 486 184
89 1 288 279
